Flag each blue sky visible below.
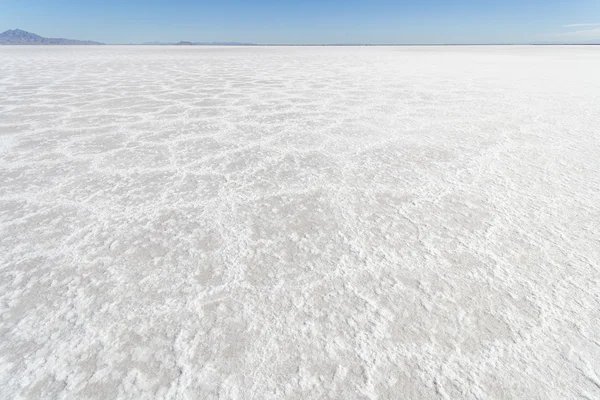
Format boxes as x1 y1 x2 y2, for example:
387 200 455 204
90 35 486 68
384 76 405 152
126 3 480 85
1 0 599 44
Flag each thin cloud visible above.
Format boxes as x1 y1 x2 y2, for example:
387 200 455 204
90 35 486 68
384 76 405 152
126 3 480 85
548 27 600 38
562 23 600 28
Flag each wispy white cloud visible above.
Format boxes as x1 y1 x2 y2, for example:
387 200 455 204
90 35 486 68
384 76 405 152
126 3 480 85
541 23 600 41
562 23 600 28
548 27 600 39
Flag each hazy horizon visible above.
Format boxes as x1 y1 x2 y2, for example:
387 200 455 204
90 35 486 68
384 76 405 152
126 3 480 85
2 28 600 46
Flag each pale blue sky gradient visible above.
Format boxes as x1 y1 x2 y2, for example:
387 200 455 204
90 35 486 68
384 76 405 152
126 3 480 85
1 0 599 44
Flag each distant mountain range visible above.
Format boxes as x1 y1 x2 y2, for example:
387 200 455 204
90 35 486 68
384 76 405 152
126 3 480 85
4 28 594 47
0 29 252 45
0 29 104 45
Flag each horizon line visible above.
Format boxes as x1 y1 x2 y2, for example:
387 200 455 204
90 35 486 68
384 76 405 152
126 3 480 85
3 43 599 46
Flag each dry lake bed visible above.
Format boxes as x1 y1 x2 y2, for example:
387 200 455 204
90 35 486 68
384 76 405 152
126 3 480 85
0 45 599 399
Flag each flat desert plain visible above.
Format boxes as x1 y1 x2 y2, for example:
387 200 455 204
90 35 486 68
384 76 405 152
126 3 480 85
0 46 599 399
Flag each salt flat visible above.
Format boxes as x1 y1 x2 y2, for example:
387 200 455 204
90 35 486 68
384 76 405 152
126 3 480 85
0 45 599 399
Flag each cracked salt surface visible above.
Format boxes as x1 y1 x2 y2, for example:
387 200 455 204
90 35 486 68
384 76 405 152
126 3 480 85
0 45 599 399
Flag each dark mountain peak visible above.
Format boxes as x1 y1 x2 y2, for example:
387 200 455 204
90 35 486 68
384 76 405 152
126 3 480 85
0 29 103 45
4 28 26 34
2 29 43 39
7 28 32 34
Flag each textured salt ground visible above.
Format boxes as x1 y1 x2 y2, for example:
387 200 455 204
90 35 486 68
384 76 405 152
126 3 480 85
0 45 599 399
